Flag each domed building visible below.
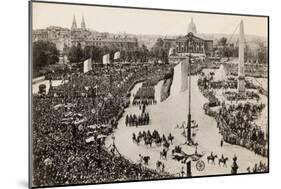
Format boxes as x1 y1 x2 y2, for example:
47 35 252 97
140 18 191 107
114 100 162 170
164 18 214 63
187 17 197 34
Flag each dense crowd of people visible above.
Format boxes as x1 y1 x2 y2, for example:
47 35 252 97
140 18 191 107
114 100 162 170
132 99 157 106
134 87 155 101
216 102 267 156
32 64 174 187
223 63 268 78
198 68 267 157
125 112 150 126
246 161 268 173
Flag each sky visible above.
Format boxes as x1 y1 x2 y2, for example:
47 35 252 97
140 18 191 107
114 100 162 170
32 2 268 37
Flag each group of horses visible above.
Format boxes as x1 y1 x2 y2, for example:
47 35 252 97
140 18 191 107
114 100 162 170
207 152 229 167
134 130 177 173
138 154 166 173
132 130 174 148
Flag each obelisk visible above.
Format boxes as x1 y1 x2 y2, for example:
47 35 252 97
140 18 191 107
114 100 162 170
238 20 245 95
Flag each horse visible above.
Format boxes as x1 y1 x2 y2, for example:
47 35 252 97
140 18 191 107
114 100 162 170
160 148 167 160
156 161 163 172
172 153 184 161
172 145 182 155
163 141 170 150
144 139 152 147
143 156 150 165
135 136 140 145
218 157 228 167
207 153 218 164
154 137 162 146
168 134 174 145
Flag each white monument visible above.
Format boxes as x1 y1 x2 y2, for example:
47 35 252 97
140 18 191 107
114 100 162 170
170 60 189 97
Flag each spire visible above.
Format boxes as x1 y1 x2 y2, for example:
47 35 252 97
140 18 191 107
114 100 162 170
71 15 77 30
187 17 197 34
81 14 86 30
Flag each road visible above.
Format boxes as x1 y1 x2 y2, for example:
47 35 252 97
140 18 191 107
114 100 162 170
105 75 267 176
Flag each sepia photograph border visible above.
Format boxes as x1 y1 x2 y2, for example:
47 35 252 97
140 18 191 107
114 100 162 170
28 0 270 188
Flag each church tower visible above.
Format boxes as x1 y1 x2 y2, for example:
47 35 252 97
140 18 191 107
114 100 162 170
71 15 77 30
81 15 86 30
187 17 197 34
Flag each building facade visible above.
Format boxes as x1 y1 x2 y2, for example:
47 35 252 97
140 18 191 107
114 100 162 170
164 18 214 62
32 15 138 54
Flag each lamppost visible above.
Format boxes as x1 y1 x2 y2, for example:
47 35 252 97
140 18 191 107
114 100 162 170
176 148 205 177
186 32 194 144
112 134 116 147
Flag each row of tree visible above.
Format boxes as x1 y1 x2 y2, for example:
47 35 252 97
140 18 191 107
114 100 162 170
215 37 268 64
32 37 170 75
32 36 267 76
67 43 152 63
66 38 169 64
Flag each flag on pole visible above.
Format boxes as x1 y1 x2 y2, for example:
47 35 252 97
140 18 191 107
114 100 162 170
103 54 110 65
114 51 121 60
168 48 175 56
170 59 189 97
91 85 98 106
83 58 92 73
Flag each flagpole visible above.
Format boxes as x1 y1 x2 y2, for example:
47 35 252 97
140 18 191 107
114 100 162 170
96 85 98 124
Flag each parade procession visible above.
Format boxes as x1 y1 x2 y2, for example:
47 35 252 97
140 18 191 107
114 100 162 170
31 2 268 188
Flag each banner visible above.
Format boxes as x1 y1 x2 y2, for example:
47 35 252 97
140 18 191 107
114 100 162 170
103 54 110 65
170 59 189 97
168 48 175 56
114 51 121 60
83 58 92 73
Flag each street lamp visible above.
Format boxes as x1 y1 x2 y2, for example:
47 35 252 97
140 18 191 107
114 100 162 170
112 134 116 147
186 32 194 144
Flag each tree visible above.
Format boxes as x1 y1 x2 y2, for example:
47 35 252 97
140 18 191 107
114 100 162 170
219 37 227 46
257 42 268 64
33 40 59 73
38 84 46 94
68 42 84 63
151 38 168 62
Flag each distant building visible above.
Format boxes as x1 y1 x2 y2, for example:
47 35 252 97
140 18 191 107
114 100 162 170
33 26 71 53
70 15 138 49
71 15 77 30
187 18 197 34
81 15 86 31
32 14 138 54
164 18 214 63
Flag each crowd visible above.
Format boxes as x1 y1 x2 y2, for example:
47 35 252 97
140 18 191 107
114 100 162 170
133 99 157 106
246 161 268 173
32 64 174 187
198 69 267 157
223 63 268 78
224 91 260 101
134 87 155 101
125 112 150 126
216 102 267 156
